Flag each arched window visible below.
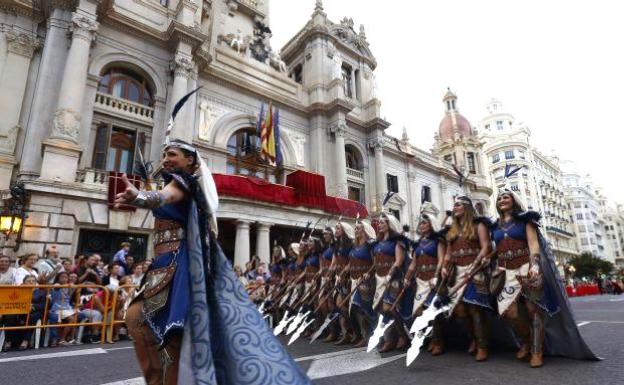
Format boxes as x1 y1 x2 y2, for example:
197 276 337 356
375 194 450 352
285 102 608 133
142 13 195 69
98 67 154 106
226 129 279 183
345 145 363 170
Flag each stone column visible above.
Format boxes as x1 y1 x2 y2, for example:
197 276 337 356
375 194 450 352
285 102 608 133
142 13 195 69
40 11 98 182
234 220 251 269
331 121 348 198
369 137 385 212
19 8 70 177
255 222 272 265
0 29 40 189
168 53 194 143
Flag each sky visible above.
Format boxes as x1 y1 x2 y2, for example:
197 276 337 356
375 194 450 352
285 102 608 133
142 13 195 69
269 0 623 204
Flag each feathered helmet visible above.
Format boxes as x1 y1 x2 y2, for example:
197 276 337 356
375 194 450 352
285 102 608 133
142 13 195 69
161 87 220 234
335 216 355 240
354 213 376 240
272 240 286 261
418 201 441 233
289 242 300 257
496 163 526 212
378 191 401 235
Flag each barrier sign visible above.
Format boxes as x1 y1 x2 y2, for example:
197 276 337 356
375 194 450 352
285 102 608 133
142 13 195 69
0 287 33 315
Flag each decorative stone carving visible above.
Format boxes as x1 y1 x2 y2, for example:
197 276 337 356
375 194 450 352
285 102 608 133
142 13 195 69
268 50 287 72
197 99 228 141
0 125 19 154
249 20 272 63
5 31 41 58
225 0 238 12
51 108 81 142
328 121 347 138
70 13 98 42
369 72 378 99
218 31 251 54
332 52 342 79
368 137 384 151
171 54 194 77
314 0 323 13
330 17 374 61
283 129 306 166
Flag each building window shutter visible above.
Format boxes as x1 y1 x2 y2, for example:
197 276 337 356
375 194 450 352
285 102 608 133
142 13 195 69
92 124 111 170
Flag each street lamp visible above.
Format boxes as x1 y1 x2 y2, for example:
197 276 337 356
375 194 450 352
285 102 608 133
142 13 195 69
1 183 27 251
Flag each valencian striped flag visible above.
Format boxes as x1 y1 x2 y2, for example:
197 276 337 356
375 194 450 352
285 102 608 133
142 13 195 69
259 103 282 166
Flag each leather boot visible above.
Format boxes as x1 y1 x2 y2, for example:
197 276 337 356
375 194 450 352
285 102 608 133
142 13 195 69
471 308 488 361
430 319 444 356
510 317 531 360
378 325 397 353
530 312 545 368
323 332 337 343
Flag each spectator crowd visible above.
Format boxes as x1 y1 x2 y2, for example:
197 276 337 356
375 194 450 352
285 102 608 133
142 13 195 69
0 243 148 352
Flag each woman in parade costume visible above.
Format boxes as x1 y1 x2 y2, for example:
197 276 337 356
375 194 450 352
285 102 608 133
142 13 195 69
440 196 493 362
287 241 308 310
347 219 377 347
116 91 310 384
300 237 321 337
404 202 447 356
492 187 598 367
316 226 338 341
372 212 412 353
330 220 355 345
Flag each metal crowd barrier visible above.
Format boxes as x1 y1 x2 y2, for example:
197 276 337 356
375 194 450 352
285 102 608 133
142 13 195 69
0 284 110 347
105 284 138 343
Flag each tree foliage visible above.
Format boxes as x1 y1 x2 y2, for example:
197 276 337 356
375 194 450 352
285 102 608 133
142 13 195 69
569 252 614 278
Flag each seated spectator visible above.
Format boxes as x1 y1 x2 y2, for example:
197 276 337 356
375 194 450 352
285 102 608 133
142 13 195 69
247 276 266 304
103 264 123 290
234 265 248 286
125 255 135 277
78 285 104 344
77 255 102 285
72 255 86 274
0 254 16 285
48 272 84 347
61 258 72 274
14 254 41 284
14 275 46 350
35 245 63 284
68 272 78 285
255 263 271 282
131 264 144 286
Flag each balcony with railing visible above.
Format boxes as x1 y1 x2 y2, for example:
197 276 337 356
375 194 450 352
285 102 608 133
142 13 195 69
346 167 364 181
94 92 155 124
230 0 265 17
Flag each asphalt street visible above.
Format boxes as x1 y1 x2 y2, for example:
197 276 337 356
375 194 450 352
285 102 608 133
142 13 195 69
1 295 622 385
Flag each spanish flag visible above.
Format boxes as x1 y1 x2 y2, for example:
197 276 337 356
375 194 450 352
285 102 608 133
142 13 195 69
260 103 281 165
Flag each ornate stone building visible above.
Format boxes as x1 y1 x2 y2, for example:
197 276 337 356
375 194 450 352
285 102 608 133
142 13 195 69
479 100 578 264
0 0 490 266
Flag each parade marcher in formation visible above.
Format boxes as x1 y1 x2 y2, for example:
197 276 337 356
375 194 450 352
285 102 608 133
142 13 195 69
492 169 598 367
372 212 412 353
404 202 447 356
116 89 310 385
441 195 493 362
331 220 355 345
316 225 338 341
300 236 321 337
348 219 377 347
